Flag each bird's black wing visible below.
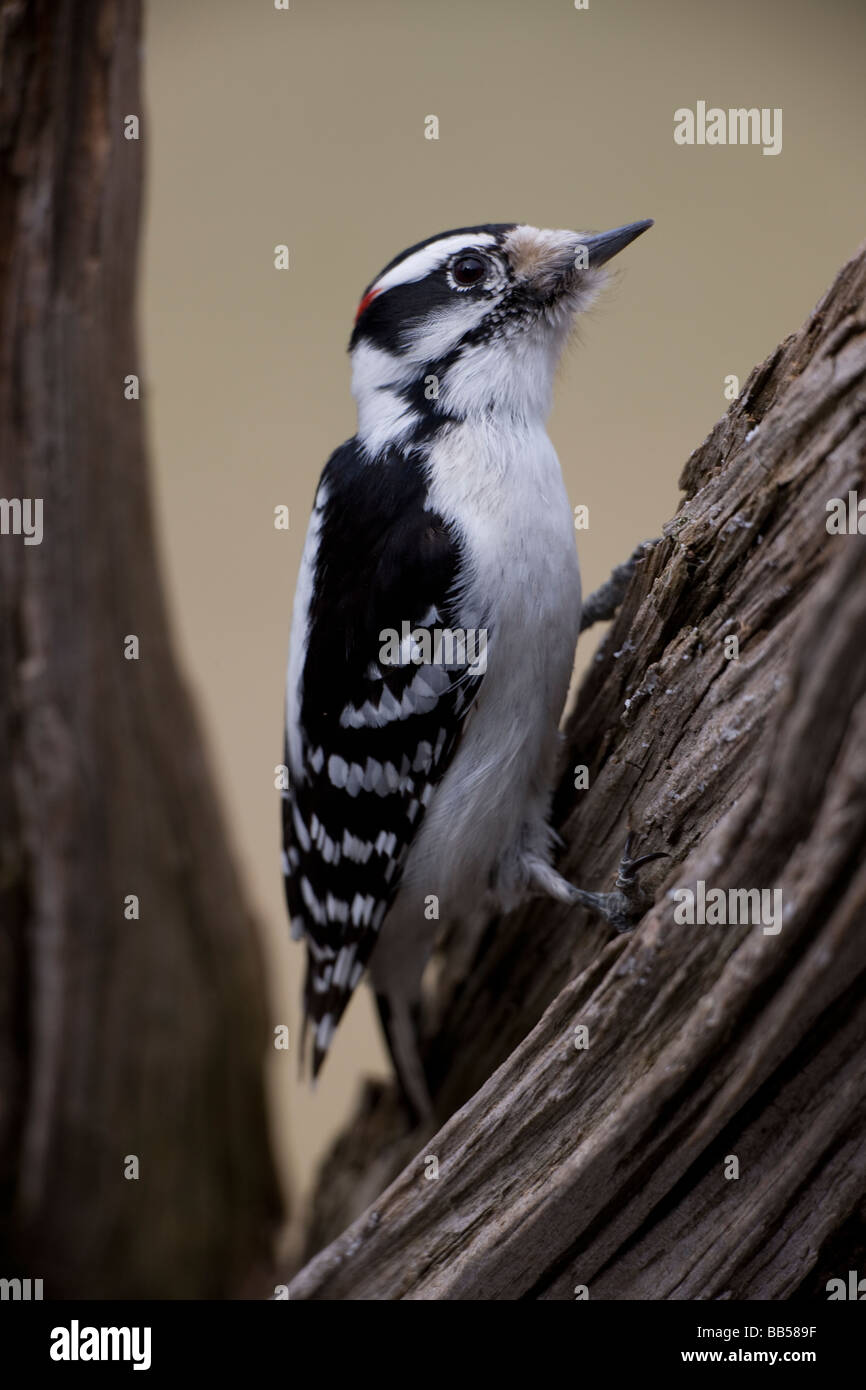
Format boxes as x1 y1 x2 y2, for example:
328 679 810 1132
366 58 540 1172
282 439 486 1075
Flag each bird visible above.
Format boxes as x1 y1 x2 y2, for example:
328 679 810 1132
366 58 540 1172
283 218 654 1120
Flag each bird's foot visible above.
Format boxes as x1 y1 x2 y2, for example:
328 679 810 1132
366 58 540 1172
579 539 659 632
530 833 668 934
568 832 668 933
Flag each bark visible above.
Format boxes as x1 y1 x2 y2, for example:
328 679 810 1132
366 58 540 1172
291 241 866 1298
0 0 282 1297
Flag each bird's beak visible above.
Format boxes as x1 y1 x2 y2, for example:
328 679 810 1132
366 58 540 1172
579 219 654 267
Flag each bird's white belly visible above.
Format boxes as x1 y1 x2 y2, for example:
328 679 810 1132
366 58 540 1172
392 418 581 934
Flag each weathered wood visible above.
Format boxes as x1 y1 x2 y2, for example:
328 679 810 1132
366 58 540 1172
291 240 866 1298
0 0 282 1296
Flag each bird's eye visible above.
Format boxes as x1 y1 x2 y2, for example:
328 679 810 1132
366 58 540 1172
451 253 487 287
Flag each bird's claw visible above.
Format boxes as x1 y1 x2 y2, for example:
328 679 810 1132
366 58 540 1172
614 831 669 887
567 832 669 934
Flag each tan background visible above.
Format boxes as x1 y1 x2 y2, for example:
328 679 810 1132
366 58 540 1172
141 0 866 1209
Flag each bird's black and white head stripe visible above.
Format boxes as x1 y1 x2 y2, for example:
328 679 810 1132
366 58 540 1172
347 220 651 457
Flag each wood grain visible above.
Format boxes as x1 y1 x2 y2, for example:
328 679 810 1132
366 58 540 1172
0 0 282 1297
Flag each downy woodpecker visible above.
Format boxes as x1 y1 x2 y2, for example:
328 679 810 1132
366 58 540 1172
283 219 653 1118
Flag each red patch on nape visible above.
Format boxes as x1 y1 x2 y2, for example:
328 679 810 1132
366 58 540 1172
354 287 381 323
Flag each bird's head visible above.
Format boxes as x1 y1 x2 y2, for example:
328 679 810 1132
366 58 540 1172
348 219 652 455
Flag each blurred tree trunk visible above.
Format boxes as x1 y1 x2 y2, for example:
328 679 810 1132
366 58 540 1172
292 241 866 1299
0 0 282 1297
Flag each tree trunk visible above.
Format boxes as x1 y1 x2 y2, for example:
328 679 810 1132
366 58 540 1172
290 240 866 1299
0 0 282 1298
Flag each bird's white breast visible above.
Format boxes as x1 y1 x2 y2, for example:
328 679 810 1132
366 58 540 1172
399 415 582 918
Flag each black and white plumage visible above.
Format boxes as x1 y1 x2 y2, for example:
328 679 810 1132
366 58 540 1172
283 218 652 1114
